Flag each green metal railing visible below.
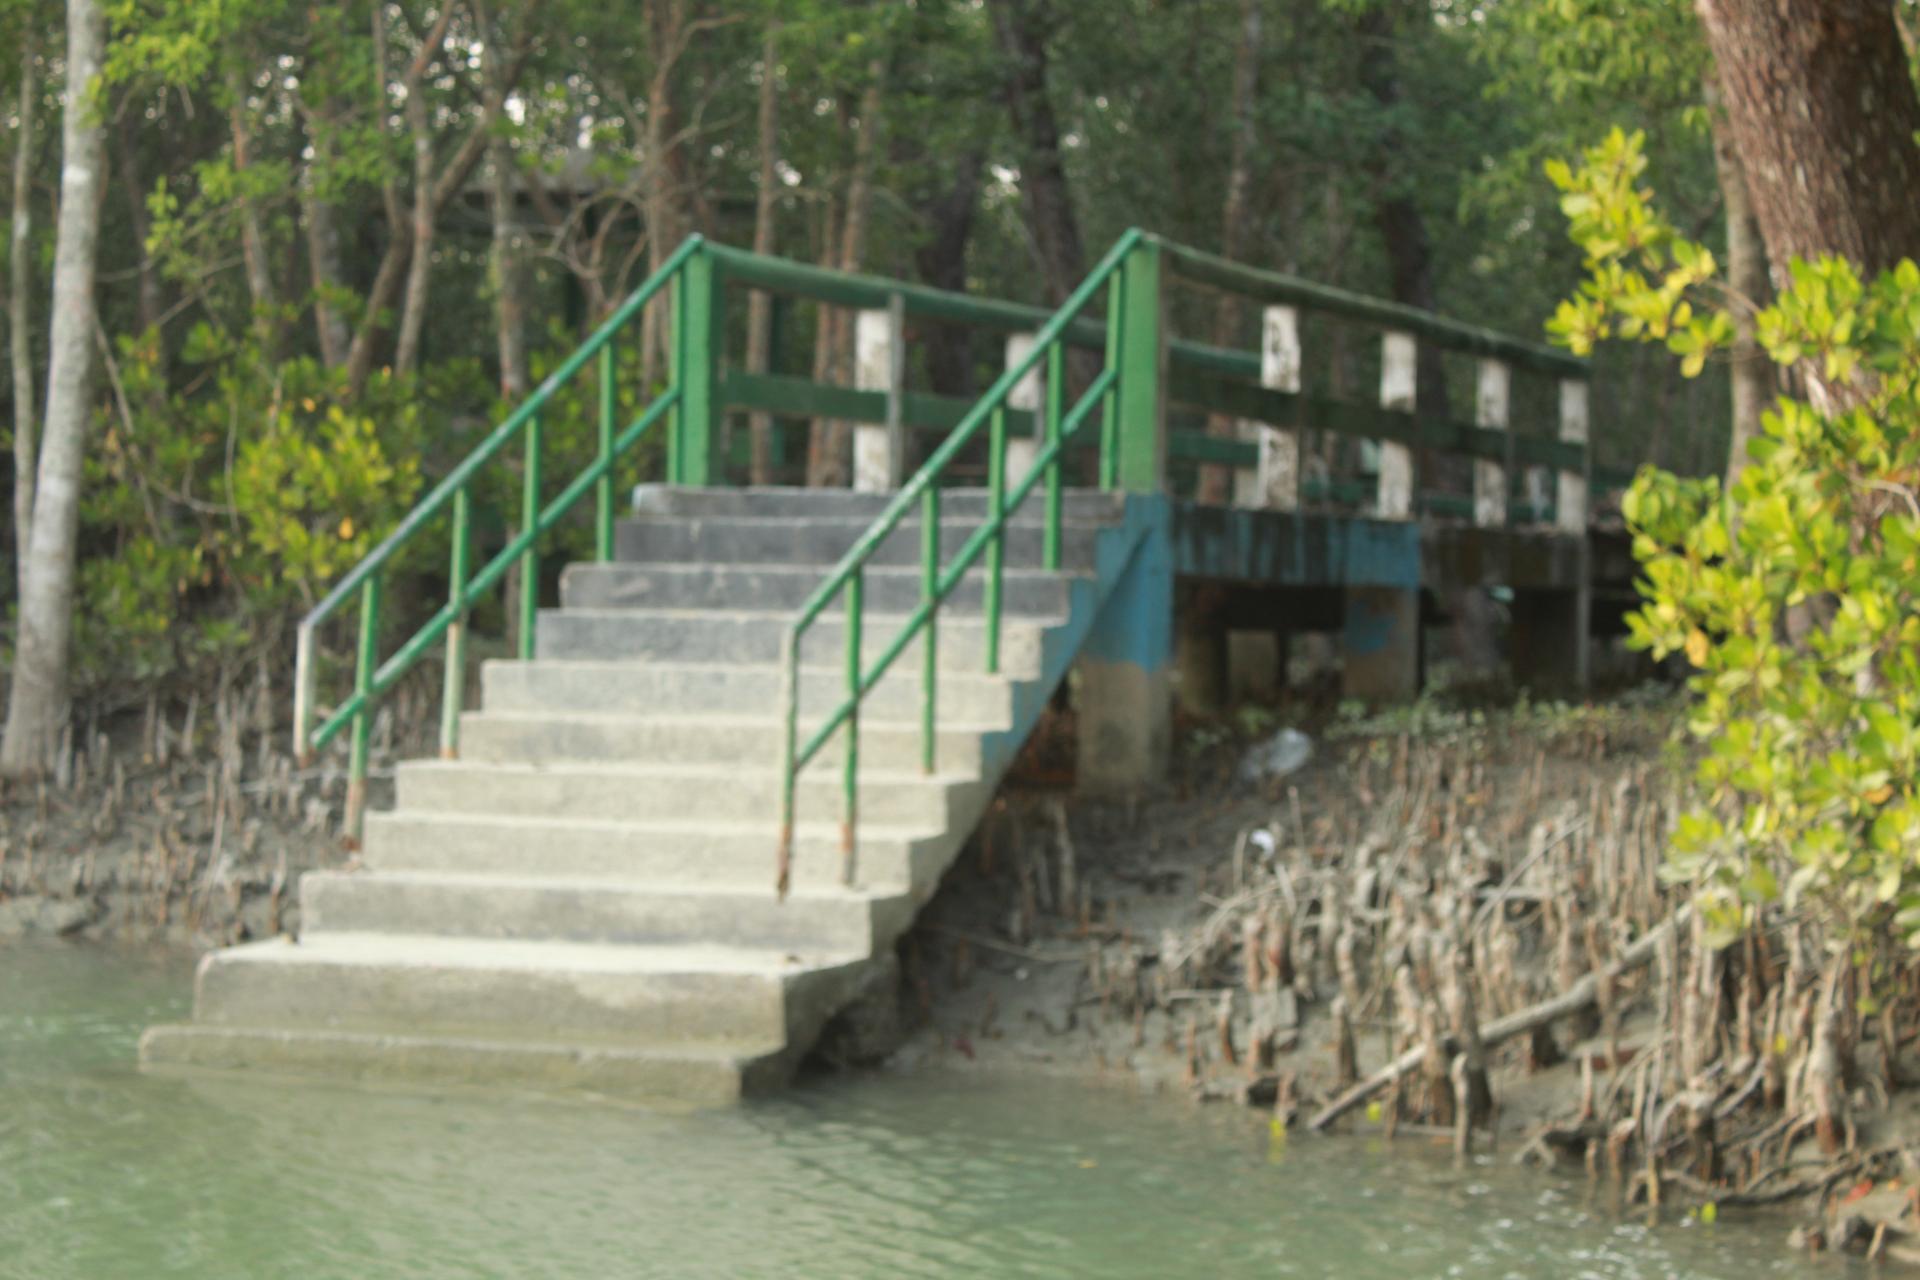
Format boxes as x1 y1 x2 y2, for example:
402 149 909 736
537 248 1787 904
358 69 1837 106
293 221 1610 855
771 229 1156 896
292 235 712 839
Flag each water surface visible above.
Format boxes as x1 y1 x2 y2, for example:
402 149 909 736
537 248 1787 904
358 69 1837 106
1 943 1817 1278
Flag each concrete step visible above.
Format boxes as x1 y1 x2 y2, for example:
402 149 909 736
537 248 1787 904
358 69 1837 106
533 609 1051 679
139 1023 788 1105
394 759 982 829
559 561 1075 617
613 515 1104 571
632 484 1124 523
361 812 943 893
478 660 1016 726
459 711 987 771
300 870 906 953
188 933 866 1047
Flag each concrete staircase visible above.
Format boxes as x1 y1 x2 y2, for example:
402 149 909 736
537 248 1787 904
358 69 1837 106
141 485 1149 1104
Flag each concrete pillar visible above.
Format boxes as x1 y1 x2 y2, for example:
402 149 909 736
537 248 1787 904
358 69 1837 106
1005 333 1042 483
1174 582 1228 716
1511 589 1585 695
1227 630 1282 704
1232 305 1302 511
1473 359 1509 529
1077 504 1173 793
852 298 904 492
1342 587 1420 702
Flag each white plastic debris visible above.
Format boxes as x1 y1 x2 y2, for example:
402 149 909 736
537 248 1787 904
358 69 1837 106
1236 728 1313 786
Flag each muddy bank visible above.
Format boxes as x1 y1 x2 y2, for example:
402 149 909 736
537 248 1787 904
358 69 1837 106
880 694 1920 1265
0 721 356 950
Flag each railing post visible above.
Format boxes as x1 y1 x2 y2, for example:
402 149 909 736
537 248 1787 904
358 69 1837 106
292 622 316 764
519 413 542 660
841 568 863 885
1513 379 1594 693
775 626 800 899
1100 271 1125 489
1557 379 1590 534
676 248 721 487
921 485 940 773
596 344 616 560
1560 377 1592 690
1473 359 1510 528
1341 330 1419 702
1233 305 1301 510
1375 331 1416 519
440 487 471 759
1005 332 1043 489
1043 341 1065 569
1113 238 1165 495
345 575 380 844
852 299 904 492
985 405 1007 674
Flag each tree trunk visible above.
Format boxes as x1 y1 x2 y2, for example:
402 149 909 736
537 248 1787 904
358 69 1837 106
345 0 412 395
1706 82 1769 488
1696 0 1920 285
392 7 457 379
1198 0 1262 505
1358 0 1447 419
640 0 690 392
912 147 985 400
804 191 841 487
816 70 885 488
2 0 106 773
10 34 36 609
987 0 1085 303
301 139 352 370
483 7 528 401
227 68 278 346
347 2 500 396
112 105 162 338
746 22 781 485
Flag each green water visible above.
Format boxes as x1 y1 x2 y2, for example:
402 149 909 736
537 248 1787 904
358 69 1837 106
1 944 1819 1279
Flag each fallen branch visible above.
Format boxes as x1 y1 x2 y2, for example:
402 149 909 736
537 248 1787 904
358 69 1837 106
1309 905 1689 1131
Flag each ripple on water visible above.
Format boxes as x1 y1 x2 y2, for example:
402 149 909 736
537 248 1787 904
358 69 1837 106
0 943 1809 1280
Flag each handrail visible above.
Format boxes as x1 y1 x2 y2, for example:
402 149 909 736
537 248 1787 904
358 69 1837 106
705 242 1108 348
771 228 1145 895
292 235 706 840
1149 234 1588 378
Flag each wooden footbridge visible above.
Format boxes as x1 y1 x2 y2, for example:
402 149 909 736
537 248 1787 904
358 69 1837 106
141 229 1634 1101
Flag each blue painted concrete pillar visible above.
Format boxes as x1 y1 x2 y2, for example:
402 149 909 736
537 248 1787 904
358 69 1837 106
1076 499 1173 792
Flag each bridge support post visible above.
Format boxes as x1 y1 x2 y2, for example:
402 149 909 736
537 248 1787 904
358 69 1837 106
1341 587 1419 703
1174 581 1228 715
1077 500 1173 793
